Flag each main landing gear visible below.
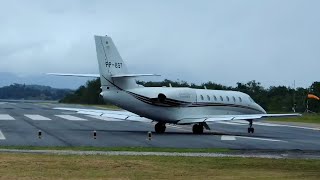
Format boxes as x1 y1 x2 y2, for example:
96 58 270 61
248 120 254 133
192 124 204 134
155 122 166 133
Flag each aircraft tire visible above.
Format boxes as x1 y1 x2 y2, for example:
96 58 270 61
247 128 254 133
192 124 204 134
155 123 166 133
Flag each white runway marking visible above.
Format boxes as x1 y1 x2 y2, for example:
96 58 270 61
55 115 87 121
0 130 6 140
87 115 124 121
221 135 236 141
25 115 51 121
166 124 190 132
0 114 15 120
236 136 286 142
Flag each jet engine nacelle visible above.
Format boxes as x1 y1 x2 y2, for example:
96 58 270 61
157 93 167 103
130 87 197 104
152 89 197 105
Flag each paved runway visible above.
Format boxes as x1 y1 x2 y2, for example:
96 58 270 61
0 101 320 150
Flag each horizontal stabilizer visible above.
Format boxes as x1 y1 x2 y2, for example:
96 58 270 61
47 73 160 78
47 73 99 78
111 74 161 78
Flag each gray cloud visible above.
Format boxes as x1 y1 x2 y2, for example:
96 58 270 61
0 0 319 88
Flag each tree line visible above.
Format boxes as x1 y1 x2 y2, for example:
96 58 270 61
0 84 72 100
60 78 320 113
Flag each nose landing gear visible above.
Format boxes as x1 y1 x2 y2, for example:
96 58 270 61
247 120 254 133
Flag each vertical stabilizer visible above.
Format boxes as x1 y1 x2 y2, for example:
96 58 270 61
94 35 137 90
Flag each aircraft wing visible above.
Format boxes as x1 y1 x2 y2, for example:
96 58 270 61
55 107 301 125
177 113 301 125
54 107 152 122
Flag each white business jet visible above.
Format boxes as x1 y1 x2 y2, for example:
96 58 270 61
49 35 300 134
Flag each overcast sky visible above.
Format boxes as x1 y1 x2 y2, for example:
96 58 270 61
0 0 319 88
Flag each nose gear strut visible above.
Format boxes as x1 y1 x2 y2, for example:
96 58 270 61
248 120 254 133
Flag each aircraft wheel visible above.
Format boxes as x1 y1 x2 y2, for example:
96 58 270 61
247 127 255 133
155 123 166 133
192 124 204 134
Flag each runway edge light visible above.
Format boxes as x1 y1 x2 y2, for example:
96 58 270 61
93 130 97 139
148 131 152 141
38 130 42 139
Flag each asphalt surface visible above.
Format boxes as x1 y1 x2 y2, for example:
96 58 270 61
0 101 320 150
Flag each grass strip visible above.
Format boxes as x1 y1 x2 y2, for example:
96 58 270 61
0 153 319 179
0 146 231 153
267 113 320 124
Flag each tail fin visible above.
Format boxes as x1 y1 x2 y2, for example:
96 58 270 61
94 35 137 90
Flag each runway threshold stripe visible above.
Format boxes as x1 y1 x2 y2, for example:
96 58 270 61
25 115 51 121
55 115 87 121
166 124 190 132
0 130 6 140
0 114 15 120
236 136 286 142
221 135 236 141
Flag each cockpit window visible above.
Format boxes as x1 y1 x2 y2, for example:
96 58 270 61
238 97 242 102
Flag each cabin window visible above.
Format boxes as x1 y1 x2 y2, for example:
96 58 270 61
207 95 210 101
220 96 223 101
238 97 242 102
213 95 217 101
226 96 230 102
233 96 236 102
200 95 204 101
